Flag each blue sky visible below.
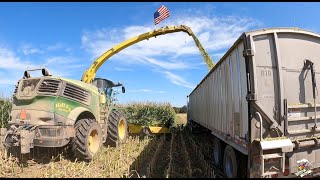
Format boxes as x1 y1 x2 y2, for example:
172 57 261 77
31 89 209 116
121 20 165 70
0 2 320 107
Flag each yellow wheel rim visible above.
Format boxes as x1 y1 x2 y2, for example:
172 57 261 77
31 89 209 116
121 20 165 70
88 129 99 154
118 118 126 141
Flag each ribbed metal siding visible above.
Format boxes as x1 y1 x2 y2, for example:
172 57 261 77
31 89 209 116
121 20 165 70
188 40 248 139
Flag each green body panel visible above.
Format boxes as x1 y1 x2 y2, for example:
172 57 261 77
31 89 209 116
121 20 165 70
54 96 99 121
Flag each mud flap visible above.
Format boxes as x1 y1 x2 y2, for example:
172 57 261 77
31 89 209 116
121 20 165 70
288 146 320 175
3 126 35 155
20 130 34 154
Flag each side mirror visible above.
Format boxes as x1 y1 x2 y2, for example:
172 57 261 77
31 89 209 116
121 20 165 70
42 68 50 76
116 81 123 87
122 86 125 93
24 71 31 79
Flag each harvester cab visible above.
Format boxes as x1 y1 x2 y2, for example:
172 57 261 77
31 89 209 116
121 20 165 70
92 78 125 104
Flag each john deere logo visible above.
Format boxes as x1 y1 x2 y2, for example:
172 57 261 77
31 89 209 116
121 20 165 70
55 103 72 113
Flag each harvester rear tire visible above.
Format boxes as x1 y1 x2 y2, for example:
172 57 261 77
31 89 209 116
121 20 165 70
71 118 102 161
107 110 128 147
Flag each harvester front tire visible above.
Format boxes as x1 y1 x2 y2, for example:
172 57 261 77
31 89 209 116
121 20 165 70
71 118 102 161
107 110 128 147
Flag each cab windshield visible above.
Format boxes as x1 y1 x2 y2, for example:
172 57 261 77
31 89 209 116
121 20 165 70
92 78 115 97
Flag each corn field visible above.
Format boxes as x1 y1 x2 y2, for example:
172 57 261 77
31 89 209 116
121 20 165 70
119 102 176 127
0 98 12 128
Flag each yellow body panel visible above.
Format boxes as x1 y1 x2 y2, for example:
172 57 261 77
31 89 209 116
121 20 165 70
148 126 170 134
127 123 170 134
127 123 144 134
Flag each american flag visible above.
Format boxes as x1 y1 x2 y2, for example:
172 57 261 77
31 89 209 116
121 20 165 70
154 5 170 25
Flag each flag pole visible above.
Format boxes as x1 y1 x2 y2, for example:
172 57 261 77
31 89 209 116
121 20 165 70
154 12 156 30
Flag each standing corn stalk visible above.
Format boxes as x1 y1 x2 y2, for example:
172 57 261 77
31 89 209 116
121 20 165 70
1 98 12 158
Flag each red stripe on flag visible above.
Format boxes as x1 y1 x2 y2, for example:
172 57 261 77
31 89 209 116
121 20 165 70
154 5 170 25
155 13 170 21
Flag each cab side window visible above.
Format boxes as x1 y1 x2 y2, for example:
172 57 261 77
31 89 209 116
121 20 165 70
106 87 113 97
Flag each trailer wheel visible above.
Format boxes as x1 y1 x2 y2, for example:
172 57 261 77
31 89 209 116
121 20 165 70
223 145 238 178
71 118 103 161
187 120 193 132
188 120 199 134
213 137 224 168
107 110 128 147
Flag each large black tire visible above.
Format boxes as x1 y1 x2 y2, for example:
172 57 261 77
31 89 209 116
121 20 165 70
223 145 238 178
107 110 128 147
213 137 224 169
71 118 102 161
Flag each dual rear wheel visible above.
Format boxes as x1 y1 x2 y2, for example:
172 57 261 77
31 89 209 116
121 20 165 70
212 137 246 178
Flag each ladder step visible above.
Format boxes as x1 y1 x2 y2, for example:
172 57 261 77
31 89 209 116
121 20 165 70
260 139 293 152
288 103 320 108
263 153 283 159
288 116 315 122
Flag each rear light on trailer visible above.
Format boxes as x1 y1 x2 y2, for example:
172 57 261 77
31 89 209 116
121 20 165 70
283 169 289 176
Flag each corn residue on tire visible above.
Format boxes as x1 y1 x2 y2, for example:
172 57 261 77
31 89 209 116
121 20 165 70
71 118 102 161
107 110 128 147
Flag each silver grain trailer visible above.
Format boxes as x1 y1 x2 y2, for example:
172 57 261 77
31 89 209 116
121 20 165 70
187 27 320 178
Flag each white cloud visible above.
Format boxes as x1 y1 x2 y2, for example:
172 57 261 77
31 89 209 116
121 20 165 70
41 56 86 77
141 57 193 70
47 43 73 53
128 89 152 93
114 67 134 72
20 44 43 55
47 43 64 51
81 10 260 88
163 71 195 89
0 46 37 70
128 89 166 94
0 45 84 87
